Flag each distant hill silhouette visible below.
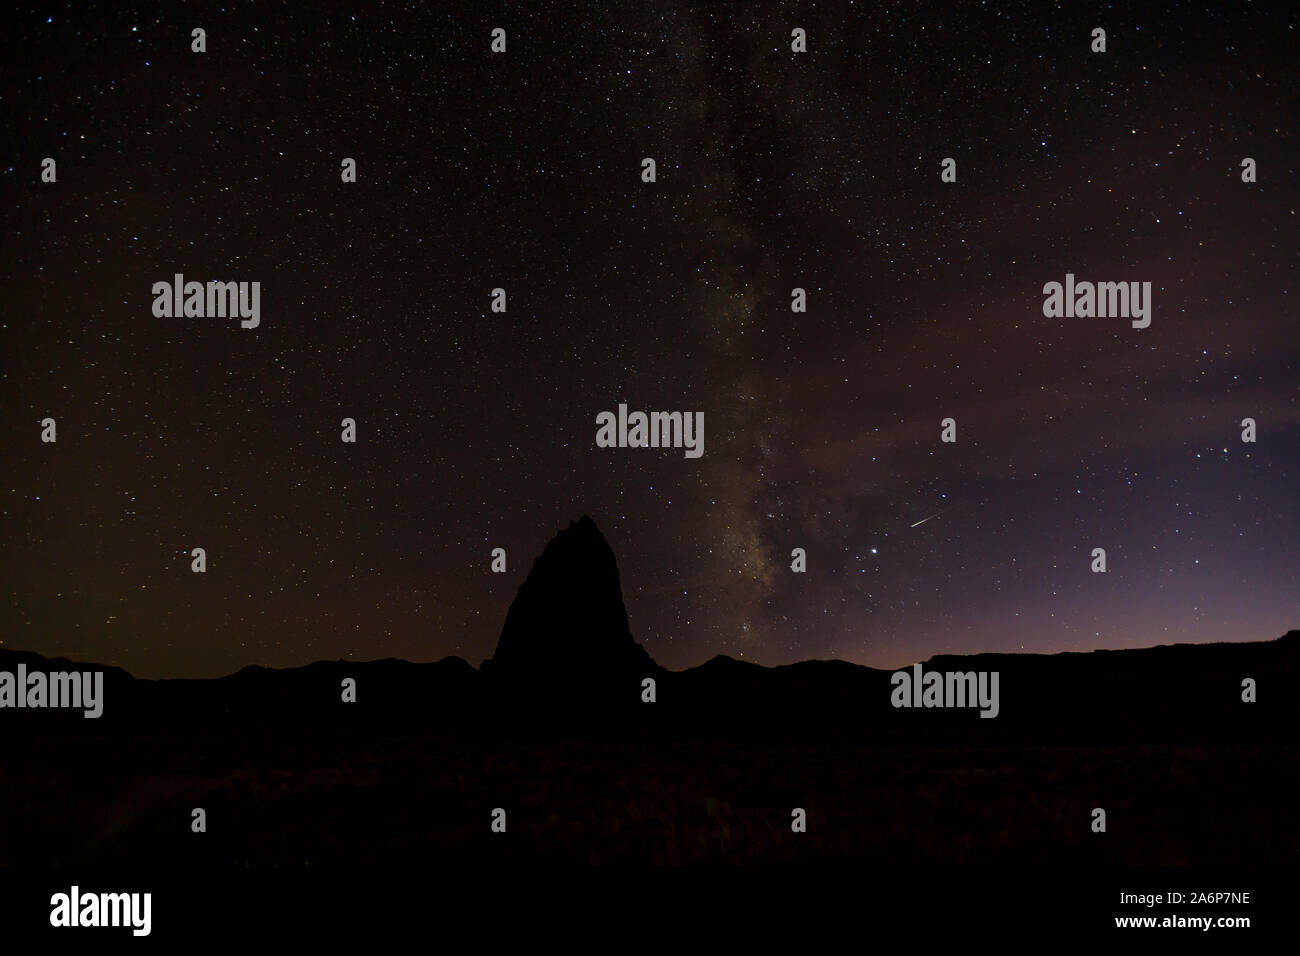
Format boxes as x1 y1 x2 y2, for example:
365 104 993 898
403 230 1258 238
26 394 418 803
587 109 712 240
0 516 1295 744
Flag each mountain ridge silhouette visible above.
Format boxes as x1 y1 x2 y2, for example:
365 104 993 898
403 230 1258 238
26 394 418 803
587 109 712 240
1 515 1294 743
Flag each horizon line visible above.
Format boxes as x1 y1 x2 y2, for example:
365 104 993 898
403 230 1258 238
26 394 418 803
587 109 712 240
1 629 1295 684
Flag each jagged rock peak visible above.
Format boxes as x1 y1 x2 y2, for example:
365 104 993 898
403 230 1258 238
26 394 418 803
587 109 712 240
486 515 655 679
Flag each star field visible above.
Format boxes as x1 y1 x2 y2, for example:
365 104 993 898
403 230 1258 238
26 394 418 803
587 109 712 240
1 2 1296 678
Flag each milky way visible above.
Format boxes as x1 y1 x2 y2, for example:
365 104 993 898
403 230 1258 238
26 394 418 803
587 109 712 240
2 3 1295 678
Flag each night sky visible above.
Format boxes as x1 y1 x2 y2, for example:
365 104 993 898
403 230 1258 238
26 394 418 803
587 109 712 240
2 2 1296 679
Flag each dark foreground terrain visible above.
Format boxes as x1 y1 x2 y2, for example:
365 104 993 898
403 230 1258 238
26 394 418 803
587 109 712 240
4 733 1296 868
